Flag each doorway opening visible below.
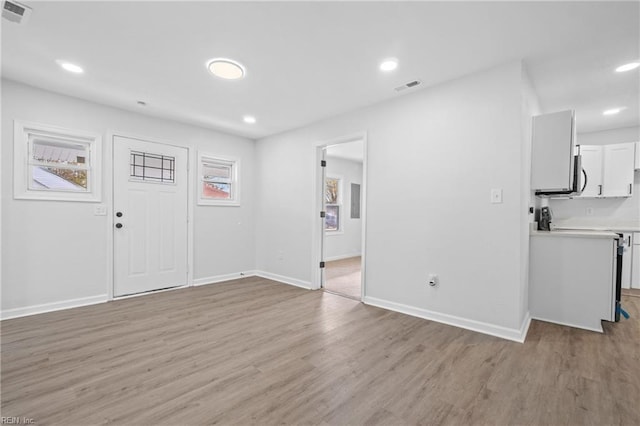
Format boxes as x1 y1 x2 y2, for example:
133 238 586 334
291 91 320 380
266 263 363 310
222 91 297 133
318 137 365 300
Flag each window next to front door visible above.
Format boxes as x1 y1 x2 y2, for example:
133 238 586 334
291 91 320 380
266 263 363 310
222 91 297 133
13 120 102 202
197 152 240 206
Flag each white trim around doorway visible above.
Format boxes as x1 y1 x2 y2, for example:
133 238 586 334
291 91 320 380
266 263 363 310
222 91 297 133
311 131 368 302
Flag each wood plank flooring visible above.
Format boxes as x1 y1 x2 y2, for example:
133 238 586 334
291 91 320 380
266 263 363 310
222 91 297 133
324 256 361 300
622 288 640 298
2 277 639 425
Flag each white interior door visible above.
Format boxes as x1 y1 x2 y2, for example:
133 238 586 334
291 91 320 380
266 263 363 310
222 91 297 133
113 136 188 297
320 149 327 287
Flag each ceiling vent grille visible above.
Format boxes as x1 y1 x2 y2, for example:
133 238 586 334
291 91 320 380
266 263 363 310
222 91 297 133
2 1 31 24
394 80 422 92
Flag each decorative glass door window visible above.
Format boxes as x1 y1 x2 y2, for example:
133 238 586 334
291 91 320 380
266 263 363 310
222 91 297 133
325 176 341 232
130 151 175 183
198 153 240 206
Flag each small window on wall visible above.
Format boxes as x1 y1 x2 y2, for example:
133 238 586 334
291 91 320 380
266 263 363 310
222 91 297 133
198 153 240 206
13 120 102 202
325 176 341 232
325 205 340 231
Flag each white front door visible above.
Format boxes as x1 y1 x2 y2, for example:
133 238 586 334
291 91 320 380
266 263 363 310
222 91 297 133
113 136 188 297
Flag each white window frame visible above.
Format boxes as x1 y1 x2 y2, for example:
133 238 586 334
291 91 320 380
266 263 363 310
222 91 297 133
197 152 240 206
325 175 343 235
13 120 102 202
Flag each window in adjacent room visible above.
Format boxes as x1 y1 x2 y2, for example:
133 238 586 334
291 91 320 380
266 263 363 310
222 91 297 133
13 120 102 202
198 153 240 206
325 176 341 232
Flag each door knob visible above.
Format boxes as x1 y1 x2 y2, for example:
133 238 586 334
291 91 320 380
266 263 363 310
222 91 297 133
115 223 123 229
116 212 123 217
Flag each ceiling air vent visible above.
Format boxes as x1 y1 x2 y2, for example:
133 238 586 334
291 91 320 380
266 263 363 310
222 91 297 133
2 0 31 24
394 80 422 92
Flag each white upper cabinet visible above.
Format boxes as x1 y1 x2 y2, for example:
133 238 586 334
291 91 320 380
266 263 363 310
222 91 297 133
635 142 640 170
602 142 635 197
578 142 635 198
579 145 604 197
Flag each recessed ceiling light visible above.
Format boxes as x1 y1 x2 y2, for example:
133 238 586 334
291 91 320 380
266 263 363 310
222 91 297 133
615 62 639 72
56 60 84 74
603 107 625 116
207 58 245 80
379 58 398 72
243 115 256 124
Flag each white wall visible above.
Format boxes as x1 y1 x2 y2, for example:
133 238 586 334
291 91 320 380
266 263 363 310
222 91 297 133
255 62 531 339
550 126 639 228
1 79 256 317
520 67 541 328
577 126 639 146
324 156 363 261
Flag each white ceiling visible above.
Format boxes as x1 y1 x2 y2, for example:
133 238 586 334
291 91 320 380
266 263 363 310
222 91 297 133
2 1 638 139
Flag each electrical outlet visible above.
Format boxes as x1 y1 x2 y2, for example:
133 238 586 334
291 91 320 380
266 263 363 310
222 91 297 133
428 274 438 287
586 207 594 216
277 250 284 261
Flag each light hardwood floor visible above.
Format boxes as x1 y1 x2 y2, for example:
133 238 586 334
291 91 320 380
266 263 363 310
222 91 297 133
622 288 640 298
2 277 639 425
324 256 361 299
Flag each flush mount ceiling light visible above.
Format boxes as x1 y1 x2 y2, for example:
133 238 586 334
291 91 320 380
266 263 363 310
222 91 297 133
615 62 640 72
56 60 84 74
243 115 256 124
603 107 625 116
379 58 398 72
207 58 245 80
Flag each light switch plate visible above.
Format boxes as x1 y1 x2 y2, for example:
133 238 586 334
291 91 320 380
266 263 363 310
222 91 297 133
491 188 503 204
94 205 107 216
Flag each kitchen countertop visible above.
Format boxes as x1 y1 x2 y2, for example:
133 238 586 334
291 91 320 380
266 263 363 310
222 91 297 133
553 225 640 233
551 220 640 233
530 229 620 239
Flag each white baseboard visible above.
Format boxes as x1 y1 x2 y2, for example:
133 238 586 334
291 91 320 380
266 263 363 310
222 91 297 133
195 270 312 291
519 312 532 341
363 296 530 343
530 314 603 333
193 271 257 286
324 253 362 262
254 270 312 290
1 294 108 321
